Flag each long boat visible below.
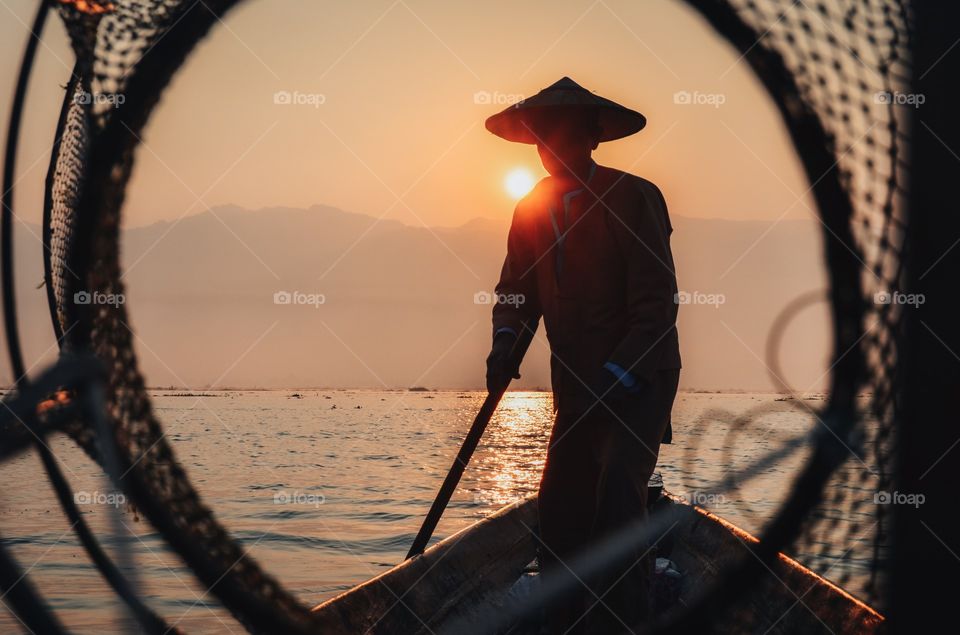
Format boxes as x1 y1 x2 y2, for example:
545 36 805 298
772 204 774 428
311 486 884 634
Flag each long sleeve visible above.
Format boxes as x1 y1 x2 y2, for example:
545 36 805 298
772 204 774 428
606 181 679 380
492 205 542 339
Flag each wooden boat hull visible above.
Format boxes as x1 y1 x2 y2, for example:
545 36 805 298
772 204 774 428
659 494 883 634
311 492 883 633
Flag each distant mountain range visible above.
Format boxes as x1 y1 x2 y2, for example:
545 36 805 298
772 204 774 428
4 204 829 390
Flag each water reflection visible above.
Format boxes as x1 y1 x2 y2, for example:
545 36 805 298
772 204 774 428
0 389 869 633
464 391 552 511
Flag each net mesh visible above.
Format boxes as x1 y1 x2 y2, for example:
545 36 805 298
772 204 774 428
46 1 328 632
682 0 912 614
23 0 913 631
44 77 87 343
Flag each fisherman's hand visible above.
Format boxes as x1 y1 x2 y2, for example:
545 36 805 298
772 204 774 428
589 364 643 412
486 331 521 393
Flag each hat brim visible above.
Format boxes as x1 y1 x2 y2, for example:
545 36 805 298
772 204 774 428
485 103 646 144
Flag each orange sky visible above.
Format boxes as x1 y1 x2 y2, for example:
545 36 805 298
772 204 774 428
0 0 833 391
1 0 816 229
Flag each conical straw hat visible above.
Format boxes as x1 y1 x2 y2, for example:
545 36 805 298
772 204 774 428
485 77 646 144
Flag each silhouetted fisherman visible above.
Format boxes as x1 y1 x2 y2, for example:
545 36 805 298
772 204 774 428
484 77 681 634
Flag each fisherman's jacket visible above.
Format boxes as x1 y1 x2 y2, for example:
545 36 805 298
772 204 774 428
492 164 681 414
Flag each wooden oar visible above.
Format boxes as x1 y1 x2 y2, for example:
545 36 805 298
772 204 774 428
405 388 505 558
406 324 535 559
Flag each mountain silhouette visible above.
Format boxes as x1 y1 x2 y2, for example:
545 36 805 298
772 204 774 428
4 204 828 390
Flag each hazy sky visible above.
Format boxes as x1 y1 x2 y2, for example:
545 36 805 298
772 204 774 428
1 0 816 230
0 0 831 391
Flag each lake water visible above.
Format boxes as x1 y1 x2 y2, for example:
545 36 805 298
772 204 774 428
0 390 877 633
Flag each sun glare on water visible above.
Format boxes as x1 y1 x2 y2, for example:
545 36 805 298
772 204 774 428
505 167 536 199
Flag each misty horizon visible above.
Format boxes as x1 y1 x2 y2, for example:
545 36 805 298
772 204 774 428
4 202 829 392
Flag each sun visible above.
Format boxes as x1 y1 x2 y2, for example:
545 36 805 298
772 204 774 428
504 167 536 199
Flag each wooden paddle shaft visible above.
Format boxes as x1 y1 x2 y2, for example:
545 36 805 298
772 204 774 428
406 389 504 559
406 325 535 559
